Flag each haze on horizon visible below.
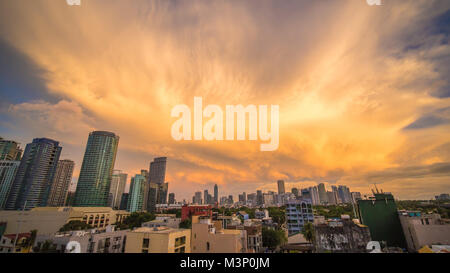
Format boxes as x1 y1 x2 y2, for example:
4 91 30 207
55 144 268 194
0 0 449 201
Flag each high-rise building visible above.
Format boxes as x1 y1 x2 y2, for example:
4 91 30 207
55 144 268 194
291 188 299 198
127 174 146 212
300 188 311 202
6 138 62 210
149 157 167 185
109 170 127 209
338 185 352 204
204 190 209 205
327 191 337 205
317 183 328 205
214 184 218 203
0 139 22 161
74 131 119 207
256 190 263 206
168 193 175 204
357 192 407 248
47 160 75 207
0 160 20 209
277 180 285 194
193 191 202 204
119 193 129 210
286 200 314 236
351 192 362 204
228 195 234 204
308 186 320 205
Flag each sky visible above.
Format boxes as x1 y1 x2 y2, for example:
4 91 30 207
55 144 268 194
0 0 449 201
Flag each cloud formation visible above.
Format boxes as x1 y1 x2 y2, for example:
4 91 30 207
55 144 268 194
0 0 449 200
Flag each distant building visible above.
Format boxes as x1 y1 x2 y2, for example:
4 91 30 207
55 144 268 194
214 184 218 203
47 160 75 207
351 192 362 204
74 131 119 207
191 216 247 253
6 138 62 210
256 190 263 206
168 193 175 204
193 191 202 205
125 227 190 253
435 193 450 201
277 180 285 194
314 216 371 253
181 205 212 221
34 227 128 253
0 139 22 161
398 211 450 252
317 183 328 205
109 170 127 209
309 186 320 205
327 191 338 205
127 174 146 212
0 160 20 209
357 192 407 249
291 188 299 198
286 200 314 236
338 185 352 204
148 157 167 185
227 219 263 253
146 182 168 213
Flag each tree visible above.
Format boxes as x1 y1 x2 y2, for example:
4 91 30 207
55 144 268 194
179 219 191 229
59 221 93 232
262 227 287 250
117 212 155 230
302 222 315 243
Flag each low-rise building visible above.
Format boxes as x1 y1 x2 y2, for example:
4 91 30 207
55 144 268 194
0 207 130 235
0 232 32 253
286 200 314 236
398 211 450 252
125 227 190 253
181 204 212 221
191 216 247 253
142 214 181 229
314 216 371 253
33 227 128 253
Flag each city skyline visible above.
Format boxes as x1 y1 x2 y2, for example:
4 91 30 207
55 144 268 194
0 1 449 201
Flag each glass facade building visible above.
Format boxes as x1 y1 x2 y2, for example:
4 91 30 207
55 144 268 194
74 131 119 207
47 159 75 207
127 174 146 212
0 160 20 209
5 138 62 210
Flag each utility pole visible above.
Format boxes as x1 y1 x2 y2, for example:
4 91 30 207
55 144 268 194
13 200 27 253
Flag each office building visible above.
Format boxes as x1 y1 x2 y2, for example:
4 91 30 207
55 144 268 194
47 160 75 207
74 131 119 207
6 138 62 210
125 227 190 253
256 190 263 206
0 160 20 209
193 191 202 205
0 139 22 161
119 193 129 210
277 180 285 194
149 157 167 185
168 193 175 204
286 200 314 236
109 170 127 209
127 174 146 212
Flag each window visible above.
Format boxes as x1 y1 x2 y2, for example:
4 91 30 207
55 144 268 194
142 238 149 248
206 242 210 251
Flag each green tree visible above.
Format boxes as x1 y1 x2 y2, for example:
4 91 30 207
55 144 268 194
59 221 93 232
179 219 192 229
302 222 315 243
117 212 155 230
262 227 287 250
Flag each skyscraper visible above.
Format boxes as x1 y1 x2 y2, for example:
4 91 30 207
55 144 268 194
277 180 285 194
214 184 218 203
6 138 62 210
317 183 328 205
0 138 22 161
204 190 209 205
256 190 263 206
338 185 352 204
127 174 146 212
0 160 20 209
109 170 128 209
47 159 75 207
74 131 119 207
146 157 168 211
149 157 167 185
193 191 202 204
168 193 175 204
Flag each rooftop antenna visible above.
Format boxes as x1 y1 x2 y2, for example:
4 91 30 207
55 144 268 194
374 184 380 194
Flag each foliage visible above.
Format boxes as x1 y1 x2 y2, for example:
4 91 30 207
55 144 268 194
117 212 155 230
267 207 285 228
396 200 450 219
59 221 93 232
262 227 287 250
313 204 356 219
165 209 182 218
302 222 315 243
179 219 192 229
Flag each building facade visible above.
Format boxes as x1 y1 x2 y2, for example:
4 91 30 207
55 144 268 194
6 138 62 210
108 170 127 209
127 174 146 212
0 160 20 209
286 200 314 236
125 227 190 253
47 160 75 207
0 139 22 161
74 131 119 207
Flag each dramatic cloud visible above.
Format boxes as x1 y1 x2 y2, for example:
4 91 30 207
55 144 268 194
0 0 449 200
